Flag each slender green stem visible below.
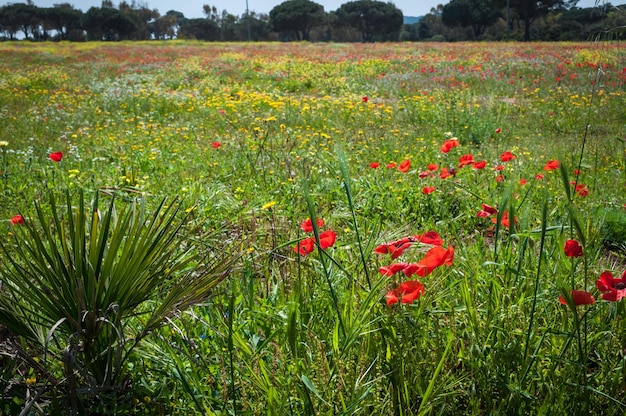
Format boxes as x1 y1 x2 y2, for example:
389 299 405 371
524 193 548 362
337 146 372 290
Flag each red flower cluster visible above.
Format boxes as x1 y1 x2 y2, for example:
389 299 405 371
376 231 453 306
211 141 222 149
300 218 324 232
476 203 497 218
575 183 588 197
294 218 336 256
476 203 517 227
561 268 626 306
492 211 516 227
374 231 443 260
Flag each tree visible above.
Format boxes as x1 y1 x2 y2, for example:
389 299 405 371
44 4 83 40
150 10 185 39
238 12 273 41
498 0 579 40
269 0 325 41
334 0 403 42
119 1 159 40
442 0 500 38
83 6 139 41
0 4 22 39
178 18 220 40
0 3 40 40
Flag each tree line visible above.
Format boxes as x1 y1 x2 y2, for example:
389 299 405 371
0 0 624 42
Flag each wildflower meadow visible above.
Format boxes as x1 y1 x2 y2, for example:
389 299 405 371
0 40 625 415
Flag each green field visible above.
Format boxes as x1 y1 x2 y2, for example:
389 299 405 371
0 41 625 415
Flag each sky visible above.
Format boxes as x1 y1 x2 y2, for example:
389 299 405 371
29 0 608 19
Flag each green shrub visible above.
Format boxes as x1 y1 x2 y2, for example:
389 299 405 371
600 208 626 251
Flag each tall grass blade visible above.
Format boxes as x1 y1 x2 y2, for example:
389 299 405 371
336 145 372 289
523 191 548 362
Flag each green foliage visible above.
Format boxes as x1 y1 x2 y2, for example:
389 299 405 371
83 6 139 41
334 0 404 42
0 189 236 413
0 41 625 415
178 18 220 41
441 0 500 38
269 0 326 41
600 208 626 251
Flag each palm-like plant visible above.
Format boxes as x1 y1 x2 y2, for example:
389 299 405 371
0 189 237 414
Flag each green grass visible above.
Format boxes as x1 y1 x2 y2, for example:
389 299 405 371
0 40 625 415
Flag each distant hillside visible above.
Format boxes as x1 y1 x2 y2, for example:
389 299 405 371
403 16 422 25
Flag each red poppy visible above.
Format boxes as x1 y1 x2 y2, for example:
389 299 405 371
10 214 24 225
535 174 544 180
564 239 583 257
300 218 324 233
362 96 369 103
473 161 486 170
500 151 516 162
49 151 63 162
318 230 337 249
212 141 222 149
416 231 443 246
390 242 413 259
294 238 315 256
495 128 502 134
494 165 505 171
575 184 588 197
427 163 439 171
422 186 436 195
369 162 380 169
495 175 504 183
458 154 475 167
440 139 460 153
559 290 595 306
544 160 559 170
374 237 415 259
481 204 497 215
491 211 516 227
386 162 397 169
440 168 452 179
409 245 454 277
379 262 409 276
477 210 491 218
595 270 626 302
519 178 527 186
385 280 425 306
398 159 411 173
418 171 430 178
